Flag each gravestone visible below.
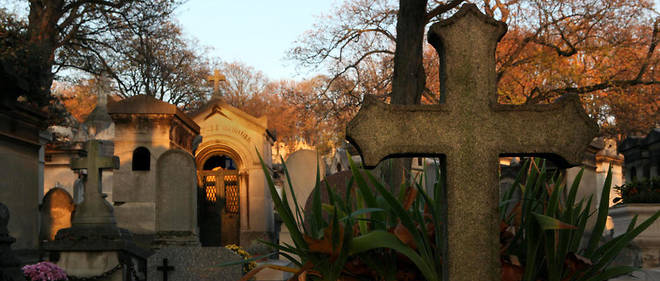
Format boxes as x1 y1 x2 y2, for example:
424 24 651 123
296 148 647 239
345 4 598 280
303 170 380 224
283 150 325 215
44 141 150 281
153 149 200 247
280 150 325 253
39 188 75 241
0 202 23 281
146 247 242 281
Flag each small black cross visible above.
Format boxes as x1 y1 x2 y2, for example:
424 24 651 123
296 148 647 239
157 258 174 281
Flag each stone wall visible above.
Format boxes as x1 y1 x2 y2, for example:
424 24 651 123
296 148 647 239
0 101 49 257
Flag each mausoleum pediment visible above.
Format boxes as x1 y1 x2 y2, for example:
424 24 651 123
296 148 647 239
190 99 267 133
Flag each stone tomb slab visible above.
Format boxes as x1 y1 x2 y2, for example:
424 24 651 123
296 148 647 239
345 4 598 281
147 247 242 281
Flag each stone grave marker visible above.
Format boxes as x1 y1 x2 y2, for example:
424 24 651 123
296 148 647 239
39 187 75 241
153 149 200 247
283 150 325 214
345 4 598 280
44 141 150 280
147 247 242 281
280 150 325 252
302 170 380 226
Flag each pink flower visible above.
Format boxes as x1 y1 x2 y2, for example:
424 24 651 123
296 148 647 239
22 262 68 281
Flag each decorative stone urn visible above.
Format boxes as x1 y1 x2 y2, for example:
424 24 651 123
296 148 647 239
610 204 660 269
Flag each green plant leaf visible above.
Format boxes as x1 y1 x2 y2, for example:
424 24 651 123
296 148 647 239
584 210 660 278
256 150 307 251
582 266 638 281
533 213 577 230
349 230 438 281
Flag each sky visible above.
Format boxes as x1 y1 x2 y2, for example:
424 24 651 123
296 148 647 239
175 0 338 81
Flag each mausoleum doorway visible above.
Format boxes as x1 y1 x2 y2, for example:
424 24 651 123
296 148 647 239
196 147 243 246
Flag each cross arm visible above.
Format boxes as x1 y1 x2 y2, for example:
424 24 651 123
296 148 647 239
346 96 454 168
491 94 599 167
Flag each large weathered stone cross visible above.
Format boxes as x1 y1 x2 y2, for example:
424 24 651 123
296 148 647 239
346 5 598 281
70 140 119 227
208 69 226 95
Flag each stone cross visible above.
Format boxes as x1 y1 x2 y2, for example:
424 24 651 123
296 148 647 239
70 140 119 227
346 5 598 281
98 91 107 108
156 258 174 281
208 69 226 96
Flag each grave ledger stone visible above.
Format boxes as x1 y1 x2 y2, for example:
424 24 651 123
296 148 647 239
146 247 241 281
44 141 150 281
346 4 598 281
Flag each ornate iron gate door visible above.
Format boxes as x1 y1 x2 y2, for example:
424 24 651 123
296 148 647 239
198 170 240 246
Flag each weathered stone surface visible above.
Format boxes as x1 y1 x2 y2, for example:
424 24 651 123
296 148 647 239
191 99 275 246
70 141 118 227
345 4 598 281
108 94 200 236
0 100 48 252
115 203 156 234
40 187 74 241
302 170 381 226
45 140 151 281
57 251 123 280
147 247 242 281
0 202 24 281
279 150 324 253
283 149 325 218
153 149 199 246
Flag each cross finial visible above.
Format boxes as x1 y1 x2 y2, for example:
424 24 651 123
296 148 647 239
98 92 107 108
208 69 226 97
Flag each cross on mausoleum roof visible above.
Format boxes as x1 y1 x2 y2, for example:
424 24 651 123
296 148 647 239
208 69 226 96
346 4 598 281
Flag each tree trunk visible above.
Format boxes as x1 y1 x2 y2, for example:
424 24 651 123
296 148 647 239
391 0 427 105
387 0 428 189
26 0 61 104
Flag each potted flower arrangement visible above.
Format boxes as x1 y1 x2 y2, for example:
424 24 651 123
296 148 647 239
22 261 68 281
